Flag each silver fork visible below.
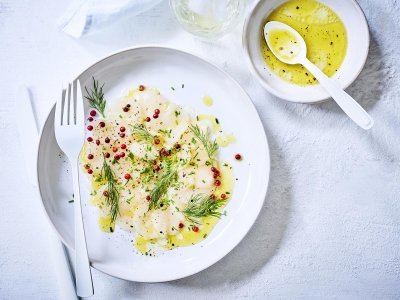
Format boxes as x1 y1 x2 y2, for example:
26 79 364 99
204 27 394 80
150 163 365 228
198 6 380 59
55 80 94 297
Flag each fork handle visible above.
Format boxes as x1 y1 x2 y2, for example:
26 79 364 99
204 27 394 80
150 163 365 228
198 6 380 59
71 160 94 297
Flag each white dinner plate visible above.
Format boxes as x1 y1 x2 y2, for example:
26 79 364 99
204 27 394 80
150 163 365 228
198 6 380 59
37 46 270 282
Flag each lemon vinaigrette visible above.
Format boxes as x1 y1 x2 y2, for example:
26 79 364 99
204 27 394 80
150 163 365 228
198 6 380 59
202 95 214 106
260 0 347 85
196 114 236 147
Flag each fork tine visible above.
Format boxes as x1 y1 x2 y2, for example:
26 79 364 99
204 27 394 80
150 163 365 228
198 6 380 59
75 79 85 126
66 83 72 125
73 80 77 124
55 88 66 126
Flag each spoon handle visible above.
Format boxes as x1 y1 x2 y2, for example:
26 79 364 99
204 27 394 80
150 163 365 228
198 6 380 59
301 58 374 130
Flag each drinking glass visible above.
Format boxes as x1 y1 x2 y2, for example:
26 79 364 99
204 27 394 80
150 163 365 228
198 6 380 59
170 0 245 39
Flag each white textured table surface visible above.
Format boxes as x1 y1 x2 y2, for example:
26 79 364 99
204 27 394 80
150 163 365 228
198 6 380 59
1 0 400 299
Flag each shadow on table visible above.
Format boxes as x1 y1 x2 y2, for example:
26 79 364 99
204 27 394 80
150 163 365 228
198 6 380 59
316 35 384 113
167 123 292 288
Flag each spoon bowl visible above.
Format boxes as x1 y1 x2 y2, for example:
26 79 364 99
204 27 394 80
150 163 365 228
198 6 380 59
264 21 306 65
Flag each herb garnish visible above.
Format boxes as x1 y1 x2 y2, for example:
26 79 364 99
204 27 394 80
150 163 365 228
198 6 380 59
102 158 120 222
130 124 154 144
84 77 106 118
189 124 219 162
148 160 178 210
182 194 225 223
69 194 74 203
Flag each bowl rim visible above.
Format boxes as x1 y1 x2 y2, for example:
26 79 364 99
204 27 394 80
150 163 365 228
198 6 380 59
35 44 271 282
242 0 370 103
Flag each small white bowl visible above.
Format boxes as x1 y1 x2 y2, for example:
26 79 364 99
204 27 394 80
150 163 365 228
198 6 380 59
243 0 370 103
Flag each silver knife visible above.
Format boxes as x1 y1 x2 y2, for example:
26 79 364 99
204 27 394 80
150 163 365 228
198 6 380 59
16 86 79 300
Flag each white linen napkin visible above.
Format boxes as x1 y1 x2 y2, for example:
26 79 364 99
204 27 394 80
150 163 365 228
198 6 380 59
58 0 162 38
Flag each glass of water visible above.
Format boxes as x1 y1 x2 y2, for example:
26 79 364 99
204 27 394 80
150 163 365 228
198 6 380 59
170 0 245 40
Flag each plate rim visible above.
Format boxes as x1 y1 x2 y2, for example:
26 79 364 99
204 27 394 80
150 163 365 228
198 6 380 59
36 45 271 282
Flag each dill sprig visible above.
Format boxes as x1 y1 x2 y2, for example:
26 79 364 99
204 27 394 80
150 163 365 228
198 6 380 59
131 124 154 144
182 194 225 223
84 77 107 118
148 160 178 210
189 124 219 162
101 158 120 222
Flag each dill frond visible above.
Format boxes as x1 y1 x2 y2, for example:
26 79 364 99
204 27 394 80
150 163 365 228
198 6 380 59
148 159 178 210
130 124 154 144
182 194 225 223
101 158 120 222
84 77 107 118
189 124 218 162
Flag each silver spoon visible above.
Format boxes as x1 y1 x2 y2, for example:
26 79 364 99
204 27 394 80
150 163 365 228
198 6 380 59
264 21 374 130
